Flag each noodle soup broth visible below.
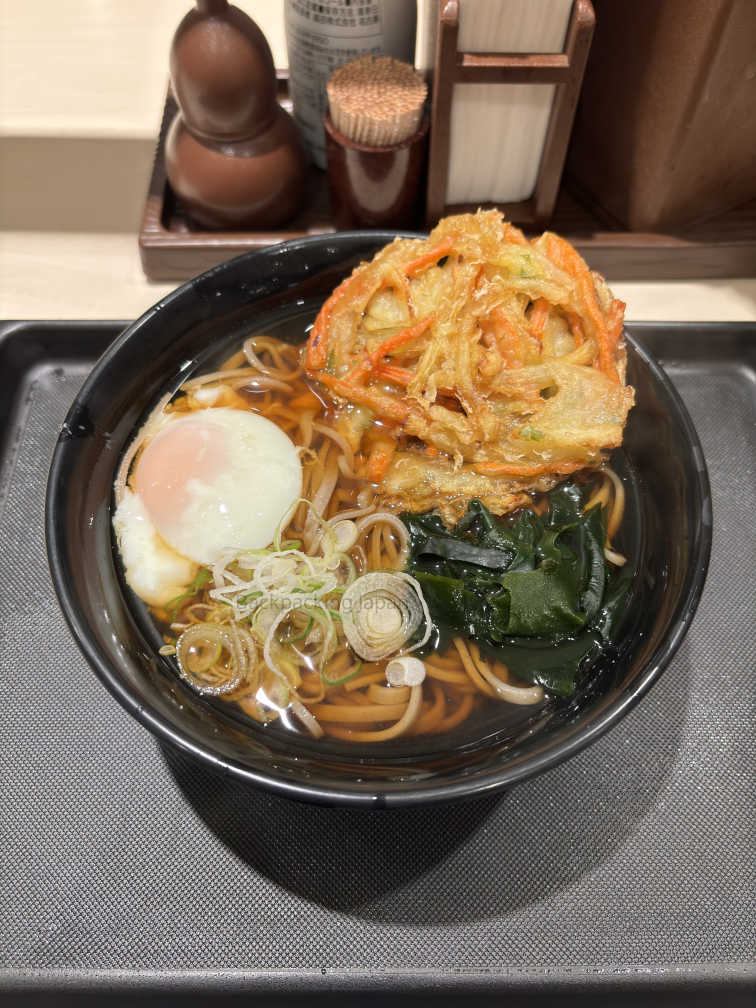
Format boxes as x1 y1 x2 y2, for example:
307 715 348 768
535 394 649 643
114 305 640 755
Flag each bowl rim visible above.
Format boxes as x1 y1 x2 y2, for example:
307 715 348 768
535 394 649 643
45 233 713 807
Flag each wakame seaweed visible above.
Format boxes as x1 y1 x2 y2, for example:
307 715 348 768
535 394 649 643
401 482 631 697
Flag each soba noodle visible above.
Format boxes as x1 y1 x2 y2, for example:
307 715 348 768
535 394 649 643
141 335 626 742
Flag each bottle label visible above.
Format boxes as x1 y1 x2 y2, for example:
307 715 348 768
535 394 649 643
284 0 416 169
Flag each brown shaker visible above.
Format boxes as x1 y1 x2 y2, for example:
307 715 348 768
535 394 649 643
325 116 429 230
165 0 306 229
324 56 428 229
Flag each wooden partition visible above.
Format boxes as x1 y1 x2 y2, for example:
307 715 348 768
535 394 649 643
425 0 595 227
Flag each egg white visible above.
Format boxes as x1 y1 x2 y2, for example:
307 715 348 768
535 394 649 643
134 407 303 565
113 406 303 606
113 489 198 607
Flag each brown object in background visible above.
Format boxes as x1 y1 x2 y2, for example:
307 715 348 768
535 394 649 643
324 55 429 228
324 114 429 229
170 0 277 142
139 82 756 281
165 109 306 229
166 0 306 230
425 0 595 228
568 0 756 232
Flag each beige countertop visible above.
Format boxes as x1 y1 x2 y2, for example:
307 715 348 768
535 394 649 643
1 0 755 322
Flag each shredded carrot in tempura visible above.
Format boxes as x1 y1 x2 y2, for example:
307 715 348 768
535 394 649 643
305 210 634 521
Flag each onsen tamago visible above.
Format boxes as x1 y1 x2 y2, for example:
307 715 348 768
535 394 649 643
132 407 302 565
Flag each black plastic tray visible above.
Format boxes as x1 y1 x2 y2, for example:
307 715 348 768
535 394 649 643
0 321 754 1007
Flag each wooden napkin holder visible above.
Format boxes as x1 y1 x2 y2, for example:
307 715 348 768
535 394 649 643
425 0 594 228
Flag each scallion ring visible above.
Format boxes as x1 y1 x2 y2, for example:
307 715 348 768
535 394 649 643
175 623 247 696
339 571 431 662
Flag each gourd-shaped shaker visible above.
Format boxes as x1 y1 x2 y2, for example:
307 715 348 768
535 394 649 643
165 0 306 229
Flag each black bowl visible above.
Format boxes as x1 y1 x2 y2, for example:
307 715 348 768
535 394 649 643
46 233 712 807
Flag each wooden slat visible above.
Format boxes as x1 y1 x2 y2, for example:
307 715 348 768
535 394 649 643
532 0 595 224
457 52 570 85
424 0 459 225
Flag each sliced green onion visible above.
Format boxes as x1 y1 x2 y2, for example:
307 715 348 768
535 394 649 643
323 661 362 686
166 567 212 619
183 640 222 677
386 656 426 686
329 519 358 553
263 602 336 684
278 615 314 645
175 623 249 696
262 676 290 710
289 699 324 738
339 571 431 662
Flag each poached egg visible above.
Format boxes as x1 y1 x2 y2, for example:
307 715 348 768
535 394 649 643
113 407 302 606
